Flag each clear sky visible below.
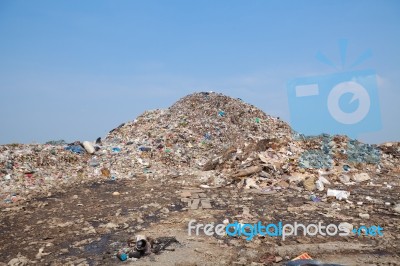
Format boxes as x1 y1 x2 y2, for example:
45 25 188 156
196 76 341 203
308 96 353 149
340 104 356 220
0 0 399 144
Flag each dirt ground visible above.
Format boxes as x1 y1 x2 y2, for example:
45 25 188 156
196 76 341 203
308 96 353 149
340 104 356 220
1 173 399 266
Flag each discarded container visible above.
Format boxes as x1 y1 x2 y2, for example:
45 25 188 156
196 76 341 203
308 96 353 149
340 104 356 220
135 235 151 255
315 180 324 191
327 189 350 200
342 164 351 172
116 251 128 261
82 141 95 154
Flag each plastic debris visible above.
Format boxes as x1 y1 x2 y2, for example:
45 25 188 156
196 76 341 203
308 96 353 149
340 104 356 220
327 189 350 200
112 147 121 153
64 145 84 154
82 141 95 154
310 194 321 202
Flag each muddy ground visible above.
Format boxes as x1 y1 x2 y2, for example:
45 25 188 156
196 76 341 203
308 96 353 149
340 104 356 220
1 173 399 266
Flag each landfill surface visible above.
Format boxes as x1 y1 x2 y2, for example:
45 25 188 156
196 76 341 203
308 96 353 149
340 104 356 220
1 92 399 265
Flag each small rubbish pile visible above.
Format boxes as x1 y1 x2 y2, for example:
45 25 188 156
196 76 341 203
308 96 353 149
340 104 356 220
113 235 179 262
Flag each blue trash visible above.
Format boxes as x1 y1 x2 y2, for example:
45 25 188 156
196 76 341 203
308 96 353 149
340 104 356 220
65 145 84 154
286 260 343 266
139 147 151 152
117 252 128 261
112 147 121 153
204 132 212 140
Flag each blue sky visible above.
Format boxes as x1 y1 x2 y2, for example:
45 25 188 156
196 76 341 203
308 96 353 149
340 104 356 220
0 0 399 144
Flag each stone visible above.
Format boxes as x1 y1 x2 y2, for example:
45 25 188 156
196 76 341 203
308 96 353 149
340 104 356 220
181 191 192 198
200 199 212 209
393 204 400 214
353 173 371 182
160 207 170 214
190 199 200 210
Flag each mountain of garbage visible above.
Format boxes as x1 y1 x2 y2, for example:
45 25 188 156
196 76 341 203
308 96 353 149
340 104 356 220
105 92 293 168
0 92 399 204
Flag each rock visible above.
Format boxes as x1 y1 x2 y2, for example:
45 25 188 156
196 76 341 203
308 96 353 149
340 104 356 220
35 247 50 259
190 199 200 210
359 213 370 219
112 191 120 196
244 178 259 189
160 207 170 214
181 191 192 198
277 180 289 188
393 204 400 214
353 173 371 182
339 175 351 184
59 248 69 254
104 222 118 229
200 199 212 209
7 253 30 266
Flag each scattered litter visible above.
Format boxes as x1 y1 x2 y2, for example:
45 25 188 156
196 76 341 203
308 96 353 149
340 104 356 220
327 189 350 200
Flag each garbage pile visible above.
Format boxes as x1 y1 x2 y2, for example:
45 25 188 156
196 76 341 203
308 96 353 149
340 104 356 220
105 92 293 169
0 92 399 205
